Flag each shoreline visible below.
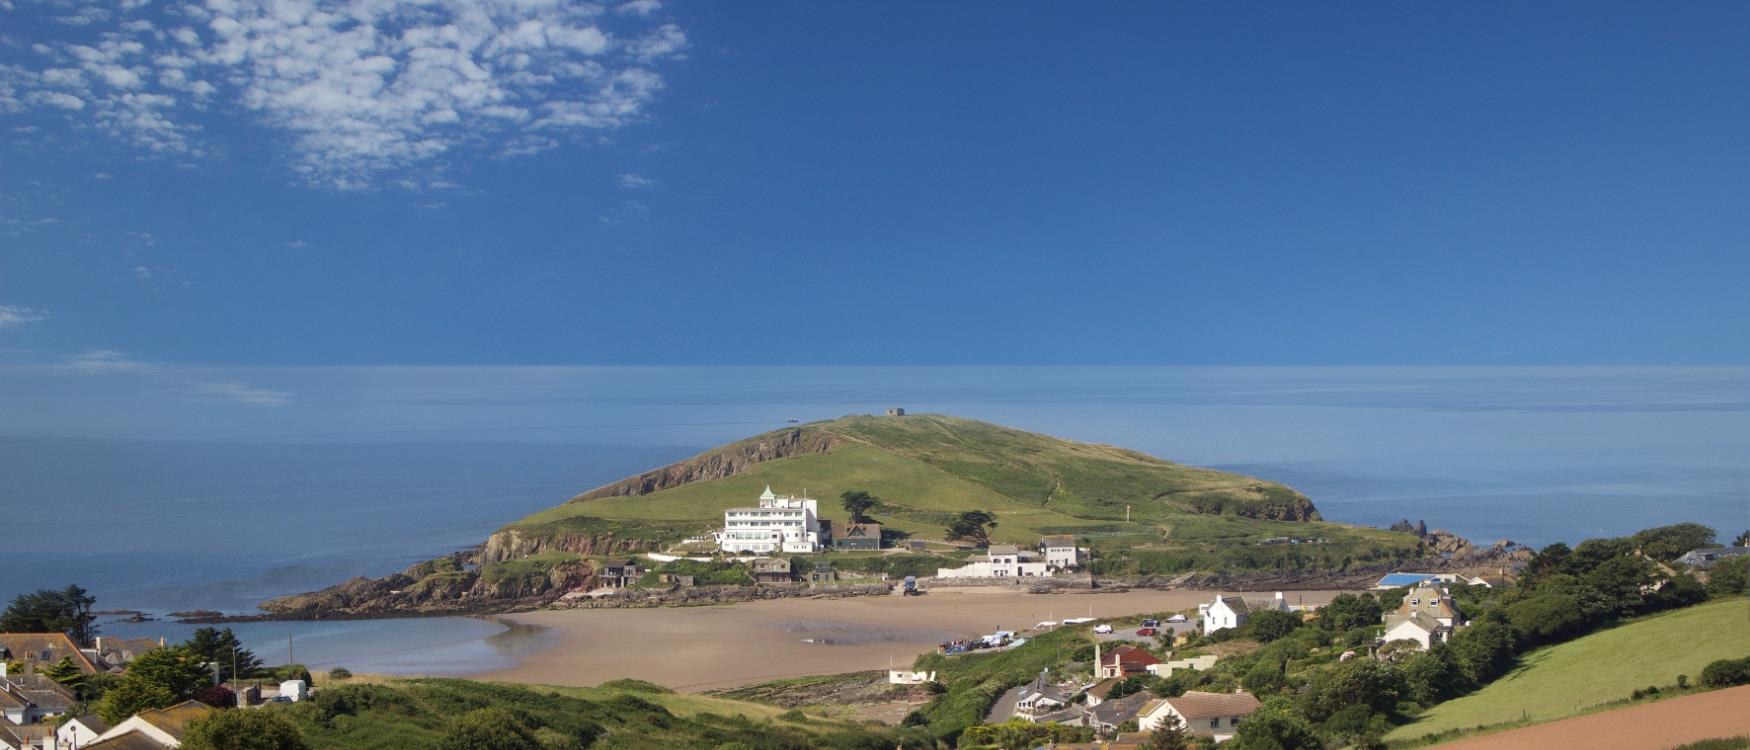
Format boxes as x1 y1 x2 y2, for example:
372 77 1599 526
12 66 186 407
467 587 1354 692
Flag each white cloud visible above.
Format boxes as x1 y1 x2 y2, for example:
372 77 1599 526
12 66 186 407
617 172 655 188
5 1 688 189
598 199 647 224
617 0 663 17
64 349 156 374
188 379 292 407
0 305 49 328
284 239 310 249
54 349 292 406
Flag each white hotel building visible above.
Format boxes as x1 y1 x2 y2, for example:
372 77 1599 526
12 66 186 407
717 486 825 554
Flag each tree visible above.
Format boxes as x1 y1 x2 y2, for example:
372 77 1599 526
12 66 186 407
1300 659 1402 722
945 510 998 546
1318 593 1384 633
98 645 213 722
1630 523 1715 562
181 709 310 750
1143 715 1192 750
96 678 177 723
1241 660 1287 695
1227 701 1322 750
1400 646 1469 705
0 585 98 645
1522 543 1573 586
1447 620 1515 685
186 628 263 682
839 490 879 524
1707 556 1748 598
43 655 96 701
439 708 543 750
1247 610 1301 642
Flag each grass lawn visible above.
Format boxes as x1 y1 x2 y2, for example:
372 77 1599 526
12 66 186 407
1388 599 1750 741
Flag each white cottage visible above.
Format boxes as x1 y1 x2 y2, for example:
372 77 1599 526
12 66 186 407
935 545 1054 579
1198 592 1288 635
1381 585 1461 650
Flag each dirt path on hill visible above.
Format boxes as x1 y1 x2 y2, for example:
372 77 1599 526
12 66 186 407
1434 685 1750 749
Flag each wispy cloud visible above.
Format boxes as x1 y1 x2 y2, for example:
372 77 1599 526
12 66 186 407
1 1 689 190
617 173 656 189
187 379 293 407
284 239 311 249
0 305 49 328
63 349 157 374
132 265 189 289
54 349 292 406
598 199 648 224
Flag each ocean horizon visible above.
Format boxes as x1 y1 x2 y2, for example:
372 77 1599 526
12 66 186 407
3 365 1744 674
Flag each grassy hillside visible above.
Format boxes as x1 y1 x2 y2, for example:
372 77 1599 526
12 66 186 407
269 677 927 749
1388 599 1750 741
512 414 1420 573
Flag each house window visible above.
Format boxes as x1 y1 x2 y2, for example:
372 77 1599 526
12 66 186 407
1209 718 1219 729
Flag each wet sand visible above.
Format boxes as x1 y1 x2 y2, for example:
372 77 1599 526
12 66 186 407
475 588 1349 692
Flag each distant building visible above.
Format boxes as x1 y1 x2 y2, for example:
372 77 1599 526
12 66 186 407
1137 691 1261 742
750 557 793 584
599 559 642 589
1039 535 1081 569
1146 654 1218 678
888 669 936 685
935 545 1054 579
56 714 110 750
1374 572 1439 590
886 407 906 416
1198 592 1288 635
1094 642 1161 679
1381 584 1461 650
1012 670 1072 720
833 522 883 551
1677 547 1750 569
718 486 824 554
85 700 214 749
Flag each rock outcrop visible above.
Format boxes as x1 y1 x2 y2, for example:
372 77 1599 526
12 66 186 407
569 426 842 502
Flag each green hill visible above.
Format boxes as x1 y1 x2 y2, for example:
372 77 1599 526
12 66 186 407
509 413 1418 574
1388 599 1750 742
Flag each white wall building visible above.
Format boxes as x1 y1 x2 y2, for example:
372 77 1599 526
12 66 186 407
935 545 1054 579
718 486 824 554
1198 592 1289 635
1039 535 1081 569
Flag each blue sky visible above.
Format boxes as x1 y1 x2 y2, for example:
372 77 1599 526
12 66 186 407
3 1 1748 385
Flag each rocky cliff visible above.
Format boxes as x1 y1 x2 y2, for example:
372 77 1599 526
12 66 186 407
569 426 841 502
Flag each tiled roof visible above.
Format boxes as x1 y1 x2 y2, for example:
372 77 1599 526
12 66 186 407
1040 535 1076 548
1160 691 1261 721
1089 692 1154 726
1104 645 1162 667
136 700 215 739
988 544 1020 555
87 729 176 750
0 632 100 674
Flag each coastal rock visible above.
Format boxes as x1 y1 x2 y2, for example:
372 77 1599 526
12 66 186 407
569 426 842 502
481 527 649 564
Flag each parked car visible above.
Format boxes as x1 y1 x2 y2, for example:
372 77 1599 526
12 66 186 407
1141 618 1161 628
1136 627 1158 636
1093 624 1114 634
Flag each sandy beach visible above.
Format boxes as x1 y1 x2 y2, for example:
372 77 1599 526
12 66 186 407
475 588 1350 692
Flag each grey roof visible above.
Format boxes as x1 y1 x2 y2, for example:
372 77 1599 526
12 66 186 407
1040 535 1077 548
1089 691 1154 727
989 544 1021 555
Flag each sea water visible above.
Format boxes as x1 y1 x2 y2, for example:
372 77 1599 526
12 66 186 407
2 366 1744 673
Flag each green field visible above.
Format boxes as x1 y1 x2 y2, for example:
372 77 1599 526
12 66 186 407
509 414 1418 572
1389 599 1750 741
